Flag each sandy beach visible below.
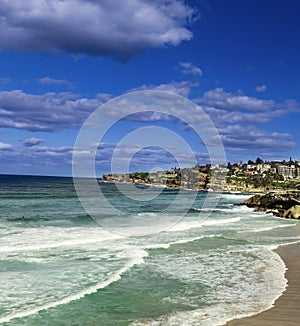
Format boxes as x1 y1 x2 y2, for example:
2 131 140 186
226 242 300 326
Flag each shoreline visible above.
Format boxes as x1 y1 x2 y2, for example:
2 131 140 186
100 180 300 196
225 241 300 325
99 180 261 194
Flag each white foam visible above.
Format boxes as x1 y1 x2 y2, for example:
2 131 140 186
137 212 158 217
0 247 148 324
221 193 252 201
192 207 231 213
169 217 241 232
0 227 124 253
192 205 255 216
195 204 252 216
203 217 241 226
230 205 255 213
1 188 298 325
130 246 287 326
268 238 300 251
142 234 221 250
238 223 296 234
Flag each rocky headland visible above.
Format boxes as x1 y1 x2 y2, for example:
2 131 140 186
240 191 300 219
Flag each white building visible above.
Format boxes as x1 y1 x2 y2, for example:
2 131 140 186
277 165 296 178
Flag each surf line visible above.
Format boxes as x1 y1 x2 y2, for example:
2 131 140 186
0 250 147 324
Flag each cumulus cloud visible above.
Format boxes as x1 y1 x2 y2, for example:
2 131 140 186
101 87 297 157
94 143 209 172
0 90 111 131
0 143 75 175
22 137 44 147
39 77 73 88
193 88 298 155
200 88 274 112
196 89 298 127
32 145 74 156
0 141 12 150
217 125 296 153
101 86 298 156
130 80 198 97
0 0 196 58
256 85 267 92
0 140 207 175
0 84 298 161
179 62 203 76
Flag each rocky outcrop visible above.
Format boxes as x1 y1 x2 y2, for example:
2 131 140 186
283 205 300 219
241 192 300 219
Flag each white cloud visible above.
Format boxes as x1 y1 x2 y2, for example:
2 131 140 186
179 62 203 76
192 89 298 155
0 90 111 131
0 84 298 161
256 85 267 92
22 137 44 147
130 80 198 97
217 125 295 153
95 143 209 171
0 0 196 58
0 141 12 150
39 77 73 88
0 143 75 175
200 88 274 111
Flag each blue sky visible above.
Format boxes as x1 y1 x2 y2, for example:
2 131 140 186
0 0 299 176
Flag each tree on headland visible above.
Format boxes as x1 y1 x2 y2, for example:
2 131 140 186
255 157 264 164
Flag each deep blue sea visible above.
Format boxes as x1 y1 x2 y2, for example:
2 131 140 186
0 175 300 325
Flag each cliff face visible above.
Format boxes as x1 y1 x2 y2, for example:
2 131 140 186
242 192 300 219
100 168 212 190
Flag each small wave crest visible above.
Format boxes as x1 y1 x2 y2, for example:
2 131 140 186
169 217 241 232
0 247 147 324
130 246 287 326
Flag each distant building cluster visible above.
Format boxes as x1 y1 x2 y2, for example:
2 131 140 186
277 165 300 179
227 158 300 180
224 157 300 192
100 157 300 192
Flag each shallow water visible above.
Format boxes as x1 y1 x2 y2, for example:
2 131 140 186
0 175 299 325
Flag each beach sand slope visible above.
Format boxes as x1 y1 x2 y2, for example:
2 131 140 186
226 242 300 325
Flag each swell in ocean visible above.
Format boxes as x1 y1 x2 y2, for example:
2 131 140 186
0 176 300 325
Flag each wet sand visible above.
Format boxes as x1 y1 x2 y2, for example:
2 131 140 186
226 242 300 325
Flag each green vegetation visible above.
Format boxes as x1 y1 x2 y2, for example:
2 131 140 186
101 158 300 192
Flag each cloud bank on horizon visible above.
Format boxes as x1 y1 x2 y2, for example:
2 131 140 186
0 83 296 162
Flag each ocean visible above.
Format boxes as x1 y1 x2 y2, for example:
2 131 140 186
0 175 300 326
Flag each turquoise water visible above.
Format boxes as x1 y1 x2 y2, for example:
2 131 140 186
0 175 300 325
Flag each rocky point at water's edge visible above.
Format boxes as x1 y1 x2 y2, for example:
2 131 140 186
239 191 300 219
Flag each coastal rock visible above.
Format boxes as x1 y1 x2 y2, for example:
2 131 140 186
243 194 261 207
241 192 300 219
283 205 300 219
